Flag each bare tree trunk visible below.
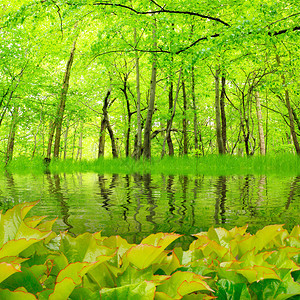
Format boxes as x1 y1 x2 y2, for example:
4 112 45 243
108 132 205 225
5 106 19 165
182 79 188 155
143 24 157 159
72 122 78 159
220 75 227 152
161 68 182 158
63 119 70 159
166 81 174 156
76 131 83 161
98 91 110 158
46 120 56 159
98 119 107 158
134 28 142 160
98 90 117 158
276 54 300 154
215 69 225 154
255 91 266 155
192 65 200 153
107 119 118 158
53 40 77 158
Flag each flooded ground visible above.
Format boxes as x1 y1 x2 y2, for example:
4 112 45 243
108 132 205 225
0 172 299 244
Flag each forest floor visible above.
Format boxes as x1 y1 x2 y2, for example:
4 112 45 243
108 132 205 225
1 154 299 175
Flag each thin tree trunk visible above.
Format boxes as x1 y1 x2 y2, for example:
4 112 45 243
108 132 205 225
192 65 200 153
76 131 83 161
120 74 132 157
5 106 19 165
161 67 182 158
255 91 266 155
98 90 110 158
125 114 131 157
215 68 225 154
166 81 174 156
220 75 227 152
46 120 56 159
72 122 78 159
276 54 300 154
182 79 188 155
63 119 70 160
106 119 118 158
98 119 107 158
53 40 77 158
134 28 142 160
143 24 157 159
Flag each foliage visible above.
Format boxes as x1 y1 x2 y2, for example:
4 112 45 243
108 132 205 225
0 202 299 299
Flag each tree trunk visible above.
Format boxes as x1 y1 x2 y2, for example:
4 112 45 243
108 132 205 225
255 91 266 155
125 114 131 157
143 24 157 160
106 119 118 158
166 81 174 156
63 119 70 160
215 69 225 154
98 90 110 158
72 122 78 159
192 65 200 153
98 119 107 158
46 120 56 159
98 90 117 158
182 79 188 155
220 75 227 152
161 68 182 158
276 54 300 154
53 40 77 158
5 106 19 165
134 28 142 160
120 74 132 157
76 131 83 161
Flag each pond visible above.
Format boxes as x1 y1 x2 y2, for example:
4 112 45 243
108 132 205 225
0 172 299 245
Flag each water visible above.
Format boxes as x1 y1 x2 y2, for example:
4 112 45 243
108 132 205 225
0 172 299 245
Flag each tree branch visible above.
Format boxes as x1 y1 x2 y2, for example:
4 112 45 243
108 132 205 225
92 2 230 26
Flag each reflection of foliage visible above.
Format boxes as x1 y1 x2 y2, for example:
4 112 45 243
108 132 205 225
0 202 299 299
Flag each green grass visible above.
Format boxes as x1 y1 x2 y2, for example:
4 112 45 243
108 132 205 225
1 154 300 175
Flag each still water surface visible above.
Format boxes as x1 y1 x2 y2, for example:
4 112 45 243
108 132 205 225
0 172 299 244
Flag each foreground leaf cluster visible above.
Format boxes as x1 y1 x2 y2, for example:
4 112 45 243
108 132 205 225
0 202 299 299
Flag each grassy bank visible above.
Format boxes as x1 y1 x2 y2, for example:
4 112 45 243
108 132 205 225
1 154 300 175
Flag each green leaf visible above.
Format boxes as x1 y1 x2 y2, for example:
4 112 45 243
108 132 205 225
125 244 166 269
0 289 37 299
116 264 153 286
156 271 213 299
0 262 21 283
0 267 43 294
236 266 281 283
141 232 181 249
100 281 156 300
216 279 251 300
59 232 116 263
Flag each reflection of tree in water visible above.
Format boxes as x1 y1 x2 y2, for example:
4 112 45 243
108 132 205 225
1 171 18 211
97 174 118 211
46 173 74 235
214 176 227 225
285 176 300 211
166 175 175 230
178 175 188 226
143 173 157 230
239 175 257 217
191 176 204 230
118 174 131 234
131 173 142 242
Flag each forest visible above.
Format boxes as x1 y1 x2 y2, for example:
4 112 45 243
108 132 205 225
0 2 300 299
1 0 300 164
